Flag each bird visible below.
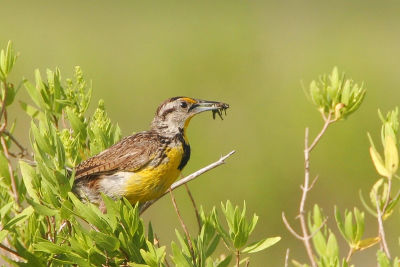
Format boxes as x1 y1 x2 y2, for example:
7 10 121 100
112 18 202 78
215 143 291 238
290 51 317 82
72 96 229 206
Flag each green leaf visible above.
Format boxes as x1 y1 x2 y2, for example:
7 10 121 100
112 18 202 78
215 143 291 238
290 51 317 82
68 192 110 231
354 208 364 242
19 160 40 202
241 236 281 253
205 234 220 257
3 206 34 230
356 237 380 251
377 250 390 267
0 151 10 183
344 211 354 242
171 241 192 267
0 41 16 80
292 260 310 267
34 241 72 254
334 207 348 242
0 230 8 243
0 202 13 218
66 107 86 139
27 198 58 216
24 78 43 109
148 222 154 244
369 145 390 177
216 255 232 267
31 121 54 155
89 230 120 252
325 232 338 258
359 190 377 217
384 135 398 176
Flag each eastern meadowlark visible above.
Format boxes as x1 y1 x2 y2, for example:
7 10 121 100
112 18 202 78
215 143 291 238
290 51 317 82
72 97 229 205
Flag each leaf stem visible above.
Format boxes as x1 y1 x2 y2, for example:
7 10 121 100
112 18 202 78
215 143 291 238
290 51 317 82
346 247 354 262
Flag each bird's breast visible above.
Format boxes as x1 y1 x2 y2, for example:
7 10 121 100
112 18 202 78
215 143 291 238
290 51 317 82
124 144 186 203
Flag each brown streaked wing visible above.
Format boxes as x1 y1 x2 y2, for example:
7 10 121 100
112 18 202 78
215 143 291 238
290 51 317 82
75 131 164 179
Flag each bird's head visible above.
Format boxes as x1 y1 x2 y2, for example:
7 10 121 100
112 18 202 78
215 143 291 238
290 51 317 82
151 96 229 136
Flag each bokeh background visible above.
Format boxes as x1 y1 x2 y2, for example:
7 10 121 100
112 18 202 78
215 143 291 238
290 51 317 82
2 0 400 265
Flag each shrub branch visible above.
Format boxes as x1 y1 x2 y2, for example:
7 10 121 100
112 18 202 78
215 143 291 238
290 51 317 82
375 180 391 259
169 188 196 265
282 112 335 267
184 183 202 232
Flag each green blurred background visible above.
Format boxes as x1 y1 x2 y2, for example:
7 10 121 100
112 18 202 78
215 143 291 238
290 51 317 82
2 0 400 265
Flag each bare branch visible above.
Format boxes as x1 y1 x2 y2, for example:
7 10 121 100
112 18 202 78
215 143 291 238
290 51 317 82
235 250 240 267
298 128 317 267
169 189 196 265
184 183 202 233
375 186 391 259
284 114 335 267
3 130 28 157
285 248 290 267
140 150 235 214
309 217 328 238
0 243 23 261
309 175 319 191
0 136 20 207
346 247 354 263
308 113 335 152
0 81 8 124
281 212 304 240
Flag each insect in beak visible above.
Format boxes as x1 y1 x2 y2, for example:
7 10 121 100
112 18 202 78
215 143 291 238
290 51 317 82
189 99 229 120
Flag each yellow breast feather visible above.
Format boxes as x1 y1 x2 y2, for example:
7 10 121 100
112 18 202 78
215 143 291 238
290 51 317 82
124 146 183 203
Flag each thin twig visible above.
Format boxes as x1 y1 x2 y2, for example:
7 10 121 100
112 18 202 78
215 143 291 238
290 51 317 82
346 247 354 263
140 150 235 214
45 216 53 242
184 183 202 232
283 113 334 267
236 250 240 267
0 81 8 123
309 218 328 238
3 130 28 157
382 178 392 215
309 175 319 191
0 243 22 260
169 188 196 265
375 186 391 258
0 136 20 207
57 221 68 234
307 114 335 152
282 212 327 240
299 128 317 267
285 248 290 267
281 212 303 240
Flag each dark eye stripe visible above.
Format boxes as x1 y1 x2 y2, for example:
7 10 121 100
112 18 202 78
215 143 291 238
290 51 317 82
161 107 176 119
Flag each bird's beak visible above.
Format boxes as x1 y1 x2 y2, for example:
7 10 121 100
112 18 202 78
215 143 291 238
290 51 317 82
189 99 229 114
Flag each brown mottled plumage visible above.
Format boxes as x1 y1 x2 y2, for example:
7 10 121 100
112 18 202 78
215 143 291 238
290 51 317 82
72 97 228 205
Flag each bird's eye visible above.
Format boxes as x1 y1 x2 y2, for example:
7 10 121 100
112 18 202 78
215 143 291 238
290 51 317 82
180 102 187 108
